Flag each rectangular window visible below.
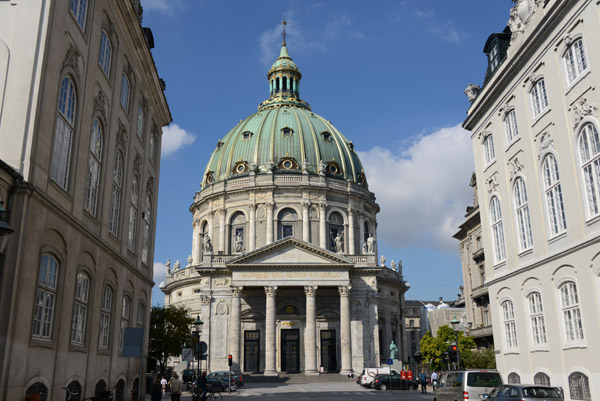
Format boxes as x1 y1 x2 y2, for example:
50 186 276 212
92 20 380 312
560 282 584 342
528 293 547 346
99 31 112 77
502 301 517 349
531 79 549 117
71 272 90 345
70 0 88 30
33 255 58 339
99 286 112 349
483 135 495 165
120 73 130 112
504 110 519 143
565 39 588 84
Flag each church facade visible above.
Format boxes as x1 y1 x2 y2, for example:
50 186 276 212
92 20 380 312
162 40 408 375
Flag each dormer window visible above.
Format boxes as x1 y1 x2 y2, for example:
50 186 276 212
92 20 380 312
321 131 332 142
233 161 249 174
488 43 499 72
277 157 299 170
281 127 293 137
242 131 253 140
216 140 224 149
326 162 342 176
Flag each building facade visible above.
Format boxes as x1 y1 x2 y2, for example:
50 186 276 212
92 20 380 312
0 1 171 400
453 174 494 348
162 41 408 376
464 0 599 397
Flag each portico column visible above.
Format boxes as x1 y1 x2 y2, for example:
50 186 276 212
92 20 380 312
339 285 352 375
358 214 365 254
192 220 201 263
266 202 274 244
219 209 226 253
264 286 278 376
348 209 355 255
249 203 256 251
200 294 212 369
304 286 318 375
319 202 327 249
229 286 243 371
302 201 310 242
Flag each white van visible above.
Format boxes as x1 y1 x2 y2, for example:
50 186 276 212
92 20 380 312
434 370 502 401
360 368 401 388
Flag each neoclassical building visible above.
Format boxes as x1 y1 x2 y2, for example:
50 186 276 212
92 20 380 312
0 1 170 401
464 0 600 398
162 40 408 375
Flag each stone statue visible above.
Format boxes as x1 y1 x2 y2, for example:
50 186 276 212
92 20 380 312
187 254 193 266
389 341 398 360
234 232 244 253
362 241 368 254
380 254 386 267
173 260 180 271
367 233 375 254
464 83 481 102
203 233 213 253
398 259 403 275
390 260 396 271
166 259 171 276
333 232 344 253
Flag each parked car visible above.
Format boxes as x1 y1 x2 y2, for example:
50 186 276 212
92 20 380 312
193 377 237 393
435 370 502 401
359 368 401 388
372 373 418 391
485 384 563 400
207 371 244 387
182 369 195 383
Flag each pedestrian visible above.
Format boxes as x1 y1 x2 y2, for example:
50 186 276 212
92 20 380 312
419 369 427 393
160 376 167 397
200 371 209 401
169 373 183 401
431 370 439 391
151 379 162 401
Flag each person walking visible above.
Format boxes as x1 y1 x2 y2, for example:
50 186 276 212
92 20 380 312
169 373 183 401
200 371 209 401
160 376 167 397
419 369 428 393
151 379 163 401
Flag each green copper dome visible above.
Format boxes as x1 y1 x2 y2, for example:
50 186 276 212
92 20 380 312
202 44 367 188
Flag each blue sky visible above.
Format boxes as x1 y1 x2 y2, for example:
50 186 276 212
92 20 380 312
141 0 515 305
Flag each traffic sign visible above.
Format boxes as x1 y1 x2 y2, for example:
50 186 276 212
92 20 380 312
195 341 208 355
181 348 193 362
387 358 393 365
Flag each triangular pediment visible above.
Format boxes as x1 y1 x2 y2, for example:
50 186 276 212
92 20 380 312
228 237 353 267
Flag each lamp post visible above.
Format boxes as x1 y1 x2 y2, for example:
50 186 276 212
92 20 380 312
450 315 461 370
192 316 203 401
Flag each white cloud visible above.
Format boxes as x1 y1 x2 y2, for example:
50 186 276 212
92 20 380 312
161 123 196 157
411 7 466 44
153 262 167 286
358 124 474 252
141 0 183 13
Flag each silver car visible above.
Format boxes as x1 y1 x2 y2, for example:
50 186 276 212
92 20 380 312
486 384 563 400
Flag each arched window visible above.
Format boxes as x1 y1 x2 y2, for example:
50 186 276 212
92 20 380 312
579 123 600 217
530 78 549 117
128 176 139 251
120 72 130 112
137 301 145 327
507 372 521 384
560 281 584 341
137 102 145 140
277 208 297 239
26 382 48 401
483 134 495 165
51 76 76 189
528 292 547 345
542 154 567 235
84 119 103 216
569 372 591 400
109 151 124 236
98 31 112 77
504 109 519 143
141 194 152 265
490 197 506 263
513 178 533 251
115 379 126 401
564 38 588 84
71 271 90 345
502 300 517 349
65 381 82 401
534 372 550 386
230 211 246 254
33 254 59 339
70 0 88 30
119 295 131 351
99 285 112 349
95 380 107 398
328 211 344 252
149 127 157 164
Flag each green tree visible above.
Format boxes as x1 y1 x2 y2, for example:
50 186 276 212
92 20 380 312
461 346 497 369
148 305 194 373
419 325 477 371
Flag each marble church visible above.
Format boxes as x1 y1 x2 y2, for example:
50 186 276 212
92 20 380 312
161 36 408 375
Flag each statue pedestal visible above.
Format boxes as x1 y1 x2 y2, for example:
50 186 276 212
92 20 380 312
391 360 403 372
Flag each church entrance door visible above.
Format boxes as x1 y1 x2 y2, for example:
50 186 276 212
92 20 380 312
320 330 337 372
243 330 260 373
281 329 300 373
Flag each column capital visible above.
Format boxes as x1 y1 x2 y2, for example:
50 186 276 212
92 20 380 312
264 286 278 297
301 200 311 208
304 286 318 297
265 201 274 208
319 201 327 209
200 294 212 305
230 286 243 297
248 202 256 210
338 285 352 297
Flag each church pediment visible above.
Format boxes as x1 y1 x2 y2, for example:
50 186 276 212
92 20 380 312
228 237 353 267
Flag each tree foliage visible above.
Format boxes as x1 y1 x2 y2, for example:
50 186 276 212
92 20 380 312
148 305 194 373
419 325 477 371
460 346 497 369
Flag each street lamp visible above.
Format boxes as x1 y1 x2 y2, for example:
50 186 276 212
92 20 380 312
450 315 461 370
192 315 203 400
